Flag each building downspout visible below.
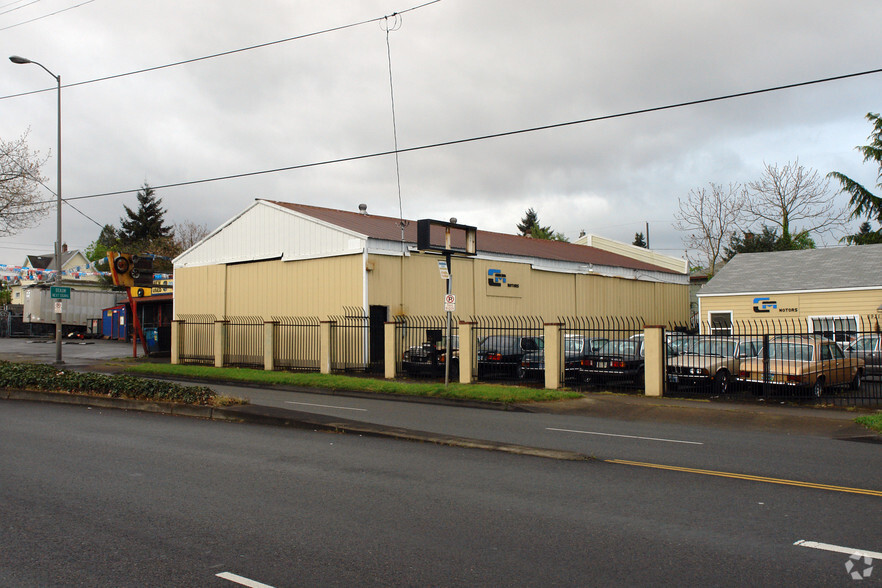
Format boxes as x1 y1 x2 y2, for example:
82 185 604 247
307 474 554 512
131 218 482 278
363 245 370 367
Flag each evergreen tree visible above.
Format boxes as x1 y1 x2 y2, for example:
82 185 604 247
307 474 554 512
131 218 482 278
119 184 173 249
724 225 814 260
517 208 539 236
843 221 882 245
633 232 647 248
829 112 882 228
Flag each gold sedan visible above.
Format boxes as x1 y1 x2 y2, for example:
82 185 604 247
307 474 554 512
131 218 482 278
738 335 864 397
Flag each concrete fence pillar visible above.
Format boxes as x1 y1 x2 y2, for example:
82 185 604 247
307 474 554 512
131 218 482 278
384 322 397 379
171 320 182 365
264 321 277 372
458 321 476 384
320 320 334 375
643 325 666 397
214 320 227 369
544 322 563 390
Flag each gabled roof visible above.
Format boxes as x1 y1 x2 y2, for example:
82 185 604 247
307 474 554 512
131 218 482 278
267 201 682 275
698 244 882 296
25 250 81 270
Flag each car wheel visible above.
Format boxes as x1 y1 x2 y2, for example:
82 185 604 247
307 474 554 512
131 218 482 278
517 364 526 379
713 370 729 395
812 377 825 398
851 370 862 391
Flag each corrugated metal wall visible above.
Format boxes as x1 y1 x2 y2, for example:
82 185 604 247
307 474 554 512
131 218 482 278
370 252 688 322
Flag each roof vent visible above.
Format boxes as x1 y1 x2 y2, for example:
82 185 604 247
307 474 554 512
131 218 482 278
358 203 368 215
449 217 457 224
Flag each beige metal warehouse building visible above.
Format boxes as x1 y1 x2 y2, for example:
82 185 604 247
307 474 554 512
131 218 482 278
173 200 689 324
697 245 882 339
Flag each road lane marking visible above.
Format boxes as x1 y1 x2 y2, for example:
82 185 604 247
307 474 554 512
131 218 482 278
285 400 367 412
547 427 703 445
216 572 276 588
607 459 882 497
794 540 882 559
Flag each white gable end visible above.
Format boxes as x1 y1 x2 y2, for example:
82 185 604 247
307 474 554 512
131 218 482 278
174 201 366 268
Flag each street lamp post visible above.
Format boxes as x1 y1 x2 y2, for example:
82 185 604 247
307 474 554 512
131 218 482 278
10 55 63 365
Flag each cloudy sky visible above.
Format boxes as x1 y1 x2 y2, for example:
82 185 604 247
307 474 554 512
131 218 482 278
2 0 880 269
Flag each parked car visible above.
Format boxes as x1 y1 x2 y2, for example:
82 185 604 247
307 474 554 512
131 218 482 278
667 337 762 394
518 335 608 380
477 335 542 378
845 334 881 380
401 335 459 377
737 335 864 396
578 339 675 387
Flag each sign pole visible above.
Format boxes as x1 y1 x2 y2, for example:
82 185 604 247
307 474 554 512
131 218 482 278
445 251 452 387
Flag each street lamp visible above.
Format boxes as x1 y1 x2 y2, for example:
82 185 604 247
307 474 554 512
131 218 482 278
10 55 63 365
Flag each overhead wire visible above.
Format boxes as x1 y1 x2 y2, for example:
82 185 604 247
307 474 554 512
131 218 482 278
0 0 95 32
0 0 40 17
36 65 882 205
0 0 442 100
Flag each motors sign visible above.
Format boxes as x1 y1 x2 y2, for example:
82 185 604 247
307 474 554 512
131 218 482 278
752 296 798 314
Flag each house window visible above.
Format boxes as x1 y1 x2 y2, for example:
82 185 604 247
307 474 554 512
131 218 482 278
708 311 733 335
808 315 859 343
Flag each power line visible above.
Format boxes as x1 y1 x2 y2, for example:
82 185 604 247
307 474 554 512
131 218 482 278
0 0 442 101
0 0 95 32
44 65 882 205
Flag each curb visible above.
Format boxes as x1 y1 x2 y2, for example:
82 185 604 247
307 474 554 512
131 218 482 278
1 390 591 462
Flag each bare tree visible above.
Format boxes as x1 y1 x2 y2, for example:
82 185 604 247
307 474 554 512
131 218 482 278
674 182 745 277
0 131 49 236
173 219 210 252
744 160 847 244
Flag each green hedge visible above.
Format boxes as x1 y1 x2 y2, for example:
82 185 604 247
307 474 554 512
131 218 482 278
0 361 218 406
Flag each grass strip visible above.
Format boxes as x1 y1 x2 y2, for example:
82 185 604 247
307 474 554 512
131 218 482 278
124 363 582 403
855 412 882 433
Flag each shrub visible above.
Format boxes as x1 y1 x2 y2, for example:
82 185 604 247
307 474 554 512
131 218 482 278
0 361 220 406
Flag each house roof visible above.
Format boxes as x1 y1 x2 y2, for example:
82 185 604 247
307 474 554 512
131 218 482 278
698 244 882 296
266 201 682 275
26 250 81 270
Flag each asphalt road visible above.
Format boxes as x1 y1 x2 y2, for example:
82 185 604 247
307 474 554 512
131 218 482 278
2 401 879 587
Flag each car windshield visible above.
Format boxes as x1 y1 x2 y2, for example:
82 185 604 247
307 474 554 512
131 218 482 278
692 340 736 357
599 340 637 356
564 338 585 353
767 342 814 361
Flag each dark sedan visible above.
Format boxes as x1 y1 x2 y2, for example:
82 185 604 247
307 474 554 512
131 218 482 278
519 335 608 380
578 339 651 387
846 334 881 380
401 336 459 378
477 335 542 379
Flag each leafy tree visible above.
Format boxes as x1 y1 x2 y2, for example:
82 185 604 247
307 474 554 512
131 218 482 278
632 232 647 248
744 160 846 243
829 112 882 240
724 225 815 260
843 221 882 246
119 183 173 250
85 224 120 263
0 130 49 237
0 285 10 305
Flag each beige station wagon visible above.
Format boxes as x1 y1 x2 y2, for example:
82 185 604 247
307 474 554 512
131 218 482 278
667 337 762 394
738 335 864 397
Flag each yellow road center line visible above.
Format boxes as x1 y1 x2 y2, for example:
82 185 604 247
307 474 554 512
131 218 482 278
605 459 882 497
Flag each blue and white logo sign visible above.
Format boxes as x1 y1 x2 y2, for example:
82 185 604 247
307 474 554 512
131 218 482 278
753 297 777 313
488 269 507 286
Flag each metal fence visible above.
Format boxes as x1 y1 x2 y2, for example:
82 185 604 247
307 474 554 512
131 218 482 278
273 316 321 372
329 307 372 373
562 316 646 390
664 317 882 408
471 315 544 382
223 316 264 369
394 315 460 379
177 314 216 365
